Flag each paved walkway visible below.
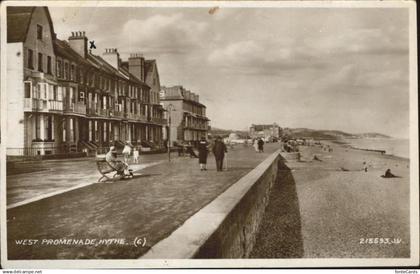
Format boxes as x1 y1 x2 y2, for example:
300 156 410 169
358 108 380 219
251 142 410 258
7 143 281 259
7 154 167 206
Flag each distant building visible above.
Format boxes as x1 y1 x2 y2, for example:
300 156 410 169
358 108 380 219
249 123 282 140
160 86 209 145
228 133 240 141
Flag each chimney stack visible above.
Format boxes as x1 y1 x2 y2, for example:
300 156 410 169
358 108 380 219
128 53 145 82
68 31 88 58
102 48 121 70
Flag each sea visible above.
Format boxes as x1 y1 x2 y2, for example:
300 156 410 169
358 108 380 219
344 138 410 159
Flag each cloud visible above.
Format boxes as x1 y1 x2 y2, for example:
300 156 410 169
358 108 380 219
207 40 326 75
122 14 208 55
306 27 408 57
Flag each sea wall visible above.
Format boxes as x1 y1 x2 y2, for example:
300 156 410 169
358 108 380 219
141 149 282 259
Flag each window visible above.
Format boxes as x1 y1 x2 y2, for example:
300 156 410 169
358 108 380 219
70 64 75 81
35 115 41 140
46 116 53 141
64 62 69 79
69 87 75 104
47 56 52 74
58 86 63 101
38 53 43 72
94 121 99 142
79 91 85 102
70 118 74 142
24 81 32 98
28 49 34 69
37 25 43 40
88 121 92 141
79 70 84 84
48 85 54 100
37 83 47 100
53 86 58 101
63 119 67 142
57 60 62 78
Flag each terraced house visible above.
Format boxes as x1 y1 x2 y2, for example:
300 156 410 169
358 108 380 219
160 86 209 146
6 6 166 156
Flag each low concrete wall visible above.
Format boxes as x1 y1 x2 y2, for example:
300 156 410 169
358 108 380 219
141 149 282 259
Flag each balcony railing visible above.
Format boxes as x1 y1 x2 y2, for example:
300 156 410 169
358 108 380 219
184 123 208 130
24 98 63 112
98 108 110 117
48 100 63 111
124 113 148 122
124 112 136 120
24 98 43 111
113 110 124 118
64 102 87 115
151 117 167 125
87 107 98 116
137 114 148 122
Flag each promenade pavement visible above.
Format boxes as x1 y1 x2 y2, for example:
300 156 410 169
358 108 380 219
251 142 410 258
7 153 166 206
7 143 281 259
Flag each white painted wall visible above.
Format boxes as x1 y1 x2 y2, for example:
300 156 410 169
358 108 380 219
7 43 25 150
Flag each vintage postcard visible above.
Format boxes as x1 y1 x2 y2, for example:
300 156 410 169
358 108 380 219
0 0 418 269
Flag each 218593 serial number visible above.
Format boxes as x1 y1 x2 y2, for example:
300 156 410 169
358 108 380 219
359 237 402 245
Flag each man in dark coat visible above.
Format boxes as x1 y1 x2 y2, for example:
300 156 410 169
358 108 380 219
257 138 265 152
212 136 227 171
198 137 209 171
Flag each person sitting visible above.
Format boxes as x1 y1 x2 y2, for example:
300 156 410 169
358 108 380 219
105 146 133 179
381 169 400 178
185 143 198 158
313 155 322 161
174 142 184 156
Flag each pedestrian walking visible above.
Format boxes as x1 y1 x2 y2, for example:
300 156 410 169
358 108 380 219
198 137 209 171
363 161 368 172
253 139 259 152
212 136 228 172
122 141 132 163
258 138 265 153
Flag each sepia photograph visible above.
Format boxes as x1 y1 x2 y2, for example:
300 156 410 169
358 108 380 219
0 0 418 269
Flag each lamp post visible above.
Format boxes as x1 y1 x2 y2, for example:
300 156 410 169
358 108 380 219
167 104 175 162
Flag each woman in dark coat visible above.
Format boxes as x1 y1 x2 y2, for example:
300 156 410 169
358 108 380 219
198 137 209 171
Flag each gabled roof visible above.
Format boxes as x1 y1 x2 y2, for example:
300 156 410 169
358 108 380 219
88 54 122 77
7 6 55 43
89 54 149 87
161 86 184 100
120 61 129 70
54 39 91 67
161 85 206 107
144 60 155 80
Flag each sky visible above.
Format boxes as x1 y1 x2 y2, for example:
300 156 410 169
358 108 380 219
50 6 410 138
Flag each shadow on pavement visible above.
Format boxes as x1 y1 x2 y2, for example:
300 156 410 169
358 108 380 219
250 156 304 258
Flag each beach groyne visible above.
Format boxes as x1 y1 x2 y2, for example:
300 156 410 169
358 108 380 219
348 146 386 154
141 149 282 258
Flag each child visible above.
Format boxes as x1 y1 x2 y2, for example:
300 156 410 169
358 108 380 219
133 147 139 164
122 141 132 163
